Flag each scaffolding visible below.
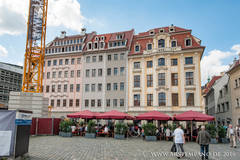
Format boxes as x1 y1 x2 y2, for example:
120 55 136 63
22 0 48 93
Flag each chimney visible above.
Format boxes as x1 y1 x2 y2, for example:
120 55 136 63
81 28 86 35
60 31 66 38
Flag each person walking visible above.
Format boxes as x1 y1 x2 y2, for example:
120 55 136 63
196 126 211 160
173 124 185 159
227 124 237 148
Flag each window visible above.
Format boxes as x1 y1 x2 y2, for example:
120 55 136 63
114 54 118 60
158 58 165 66
113 83 118 90
107 83 111 91
46 85 49 92
134 94 140 106
235 79 238 88
147 75 153 87
147 94 153 106
91 84 95 92
171 58 178 66
172 93 179 106
76 84 80 92
63 99 67 107
64 84 67 92
135 45 140 52
108 55 111 61
171 40 177 47
69 99 73 107
88 43 92 50
114 68 118 76
147 61 153 68
226 102 229 111
185 38 192 46
76 99 80 107
77 70 81 77
52 72 56 78
120 53 124 60
85 100 89 107
57 85 61 92
47 60 51 66
64 71 68 78
185 57 193 64
65 59 69 65
52 85 55 92
92 56 96 62
106 99 111 107
86 56 90 63
120 82 124 91
171 73 178 86
99 55 103 62
147 43 152 50
71 70 74 78
98 69 102 76
92 69 96 77
158 73 165 86
134 75 140 88
58 71 62 78
186 72 194 85
113 99 117 107
57 99 60 107
186 93 194 106
59 59 63 65
71 58 75 65
107 68 111 76
47 72 50 79
70 84 74 92
77 58 81 64
120 99 124 107
237 98 239 107
53 60 57 66
85 84 89 92
100 42 104 48
97 99 101 107
91 100 95 107
134 62 140 69
158 92 166 106
86 69 90 77
94 42 98 49
158 39 165 48
98 83 102 91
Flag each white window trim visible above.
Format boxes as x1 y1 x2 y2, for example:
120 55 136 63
159 28 165 33
87 42 92 50
101 36 105 41
99 42 105 49
95 37 99 41
146 43 153 50
171 39 177 47
93 41 98 50
135 44 140 53
149 30 155 35
185 38 192 47
169 27 175 32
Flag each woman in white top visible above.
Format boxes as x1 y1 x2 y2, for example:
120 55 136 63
165 128 171 141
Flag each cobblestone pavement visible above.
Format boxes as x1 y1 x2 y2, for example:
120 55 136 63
28 136 240 160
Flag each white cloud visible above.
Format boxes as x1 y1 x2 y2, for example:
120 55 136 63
0 0 87 36
0 45 8 57
201 44 240 84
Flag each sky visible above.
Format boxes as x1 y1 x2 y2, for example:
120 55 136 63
0 0 240 85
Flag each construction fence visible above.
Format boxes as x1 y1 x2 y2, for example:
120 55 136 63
30 118 61 135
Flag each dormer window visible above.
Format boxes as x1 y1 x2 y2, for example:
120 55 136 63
88 42 92 50
109 42 112 47
94 42 98 49
149 30 155 35
122 41 126 46
135 45 140 52
171 40 177 47
116 34 123 40
95 37 99 41
185 38 192 47
147 43 152 50
169 25 175 32
100 42 104 48
101 36 105 41
113 42 117 47
159 29 164 33
158 39 165 48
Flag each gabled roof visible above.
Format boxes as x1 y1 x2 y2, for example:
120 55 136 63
203 76 222 95
227 59 240 74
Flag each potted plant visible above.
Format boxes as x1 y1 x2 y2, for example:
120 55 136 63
142 123 157 141
85 120 96 138
59 119 73 137
205 124 217 144
218 126 228 143
114 123 128 140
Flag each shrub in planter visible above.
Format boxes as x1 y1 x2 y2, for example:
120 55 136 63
142 123 157 141
218 126 228 143
206 124 217 144
85 120 96 138
59 119 73 137
114 123 128 139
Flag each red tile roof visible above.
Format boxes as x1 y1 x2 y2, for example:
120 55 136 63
203 76 222 95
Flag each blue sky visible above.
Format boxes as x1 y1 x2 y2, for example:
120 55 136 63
0 0 240 84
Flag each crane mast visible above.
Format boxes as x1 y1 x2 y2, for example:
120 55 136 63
22 0 48 93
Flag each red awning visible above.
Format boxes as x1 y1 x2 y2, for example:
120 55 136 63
136 111 171 120
67 110 100 119
174 110 215 121
96 110 134 120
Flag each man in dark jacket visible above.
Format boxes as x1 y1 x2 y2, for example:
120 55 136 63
196 126 211 160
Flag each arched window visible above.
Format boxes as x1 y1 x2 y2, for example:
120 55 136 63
158 39 165 48
158 92 166 106
171 40 177 47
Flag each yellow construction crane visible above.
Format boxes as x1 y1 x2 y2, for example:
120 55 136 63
22 0 48 93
